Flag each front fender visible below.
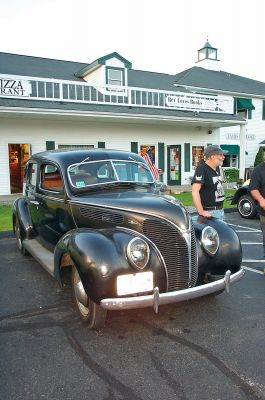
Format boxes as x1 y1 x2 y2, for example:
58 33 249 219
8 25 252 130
12 198 36 240
231 186 248 204
54 228 165 303
193 216 242 274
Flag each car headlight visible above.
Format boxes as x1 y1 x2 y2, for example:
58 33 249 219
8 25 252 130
127 237 150 269
201 226 219 256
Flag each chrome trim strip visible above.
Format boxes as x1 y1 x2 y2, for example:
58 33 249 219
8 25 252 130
100 268 244 311
35 193 65 203
69 199 191 234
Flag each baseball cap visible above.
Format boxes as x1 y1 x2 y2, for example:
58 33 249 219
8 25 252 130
204 145 228 158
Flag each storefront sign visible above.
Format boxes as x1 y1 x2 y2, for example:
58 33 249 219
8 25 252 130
165 92 234 114
246 134 256 141
0 77 32 97
226 133 239 140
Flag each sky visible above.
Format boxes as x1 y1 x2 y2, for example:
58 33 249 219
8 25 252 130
1 0 265 82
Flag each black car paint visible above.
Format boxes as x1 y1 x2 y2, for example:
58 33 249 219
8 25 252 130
13 149 242 307
54 228 167 303
194 216 242 274
231 186 249 205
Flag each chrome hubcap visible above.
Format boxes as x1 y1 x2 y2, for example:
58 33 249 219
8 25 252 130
75 280 88 306
242 202 251 212
73 267 89 317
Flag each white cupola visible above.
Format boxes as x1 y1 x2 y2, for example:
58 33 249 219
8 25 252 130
196 39 220 70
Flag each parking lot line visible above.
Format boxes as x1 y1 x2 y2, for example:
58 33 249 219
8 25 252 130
227 223 261 232
242 259 265 263
241 242 263 245
243 266 265 275
233 230 259 233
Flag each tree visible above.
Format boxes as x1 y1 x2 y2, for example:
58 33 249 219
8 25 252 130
254 147 265 166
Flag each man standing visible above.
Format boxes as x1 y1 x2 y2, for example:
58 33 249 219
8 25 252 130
191 145 227 219
249 160 265 257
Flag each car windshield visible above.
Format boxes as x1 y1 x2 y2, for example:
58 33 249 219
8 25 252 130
67 159 154 189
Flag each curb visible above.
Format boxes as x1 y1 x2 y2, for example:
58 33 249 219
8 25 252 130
0 230 14 239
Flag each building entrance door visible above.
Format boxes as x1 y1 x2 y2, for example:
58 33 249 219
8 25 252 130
8 144 30 193
167 145 181 185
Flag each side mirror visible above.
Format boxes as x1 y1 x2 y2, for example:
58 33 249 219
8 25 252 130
159 184 168 193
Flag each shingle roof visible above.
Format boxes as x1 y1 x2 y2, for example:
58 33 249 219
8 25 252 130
174 66 265 96
0 51 261 122
0 52 86 81
1 52 265 97
0 52 184 92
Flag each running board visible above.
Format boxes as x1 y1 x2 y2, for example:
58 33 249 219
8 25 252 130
23 239 54 277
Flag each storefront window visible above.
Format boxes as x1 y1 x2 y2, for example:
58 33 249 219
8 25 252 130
192 146 204 169
140 145 156 162
223 154 238 168
8 144 30 193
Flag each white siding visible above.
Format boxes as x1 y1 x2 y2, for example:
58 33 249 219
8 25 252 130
105 58 124 68
0 116 219 195
220 98 265 167
82 65 104 86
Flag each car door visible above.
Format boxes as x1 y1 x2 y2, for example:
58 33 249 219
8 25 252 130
34 162 74 247
24 161 40 230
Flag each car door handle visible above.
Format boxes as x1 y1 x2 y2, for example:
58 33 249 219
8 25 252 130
30 200 40 205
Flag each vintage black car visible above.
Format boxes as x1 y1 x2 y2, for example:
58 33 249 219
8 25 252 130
13 149 244 329
231 179 258 219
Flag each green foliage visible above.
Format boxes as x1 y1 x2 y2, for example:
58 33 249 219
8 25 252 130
0 205 13 231
254 147 265 166
223 168 239 182
173 190 235 209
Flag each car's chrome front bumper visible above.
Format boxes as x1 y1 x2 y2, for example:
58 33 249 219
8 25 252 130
100 268 245 313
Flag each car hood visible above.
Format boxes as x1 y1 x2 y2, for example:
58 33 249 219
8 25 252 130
71 190 191 230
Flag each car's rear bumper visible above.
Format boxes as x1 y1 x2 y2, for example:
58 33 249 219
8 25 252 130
100 268 244 313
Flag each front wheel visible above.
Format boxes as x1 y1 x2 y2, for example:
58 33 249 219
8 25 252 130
237 194 257 219
72 264 107 330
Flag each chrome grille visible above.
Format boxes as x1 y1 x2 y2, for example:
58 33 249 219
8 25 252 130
190 222 198 287
143 219 198 291
79 207 124 225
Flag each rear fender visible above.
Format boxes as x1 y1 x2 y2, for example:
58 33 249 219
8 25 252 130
12 198 36 240
54 228 164 303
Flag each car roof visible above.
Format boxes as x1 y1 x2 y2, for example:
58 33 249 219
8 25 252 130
29 148 145 169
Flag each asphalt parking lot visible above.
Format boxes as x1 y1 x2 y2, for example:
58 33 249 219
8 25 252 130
0 212 264 400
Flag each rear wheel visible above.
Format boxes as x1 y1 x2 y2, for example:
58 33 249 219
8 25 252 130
71 264 107 330
237 194 257 219
15 220 29 256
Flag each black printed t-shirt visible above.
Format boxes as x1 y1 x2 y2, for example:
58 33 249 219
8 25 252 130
191 162 225 208
248 162 265 216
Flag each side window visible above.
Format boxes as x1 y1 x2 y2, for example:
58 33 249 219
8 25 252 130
41 164 63 192
27 162 37 187
106 67 124 87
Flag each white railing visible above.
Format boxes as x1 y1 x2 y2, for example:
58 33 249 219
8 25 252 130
0 74 234 114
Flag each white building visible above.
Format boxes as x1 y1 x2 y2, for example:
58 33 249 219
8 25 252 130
0 42 264 196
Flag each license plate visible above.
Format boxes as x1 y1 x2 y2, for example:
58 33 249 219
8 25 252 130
117 271 153 296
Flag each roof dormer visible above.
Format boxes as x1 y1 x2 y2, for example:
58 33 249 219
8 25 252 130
75 52 132 91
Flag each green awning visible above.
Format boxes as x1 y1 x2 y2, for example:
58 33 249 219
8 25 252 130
237 98 255 111
221 144 240 155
